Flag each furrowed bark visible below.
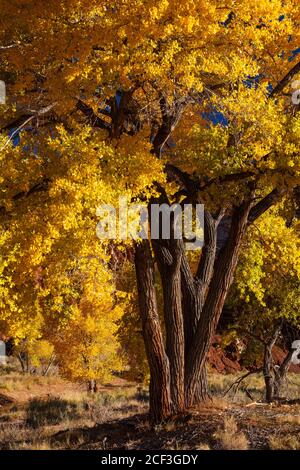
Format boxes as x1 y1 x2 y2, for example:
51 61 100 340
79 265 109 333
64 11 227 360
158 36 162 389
184 200 252 406
195 210 218 306
180 211 218 404
134 240 172 423
153 239 185 413
274 347 294 397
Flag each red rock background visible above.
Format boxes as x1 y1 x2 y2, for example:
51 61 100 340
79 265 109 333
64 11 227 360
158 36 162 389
207 335 300 374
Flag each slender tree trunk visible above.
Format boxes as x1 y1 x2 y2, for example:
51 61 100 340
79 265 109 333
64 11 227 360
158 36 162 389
263 344 275 403
42 353 55 377
26 352 29 373
88 379 98 393
135 240 172 423
17 353 26 373
263 324 281 402
18 351 30 373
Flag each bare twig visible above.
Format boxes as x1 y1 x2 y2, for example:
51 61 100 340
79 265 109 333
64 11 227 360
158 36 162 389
0 103 56 151
223 368 263 397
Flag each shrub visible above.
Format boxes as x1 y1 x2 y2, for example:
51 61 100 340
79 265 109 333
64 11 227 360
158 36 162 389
26 397 79 428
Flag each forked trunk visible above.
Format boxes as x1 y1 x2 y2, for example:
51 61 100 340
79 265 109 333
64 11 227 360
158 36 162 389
134 198 255 422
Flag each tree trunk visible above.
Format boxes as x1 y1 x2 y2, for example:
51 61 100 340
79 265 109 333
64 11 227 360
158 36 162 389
273 348 294 397
17 353 26 373
193 367 209 403
153 238 185 413
181 258 210 404
26 352 30 373
161 266 185 412
88 379 98 393
42 353 55 376
17 351 30 373
263 324 281 402
184 201 251 407
135 240 172 423
134 195 262 421
181 211 217 405
263 344 275 403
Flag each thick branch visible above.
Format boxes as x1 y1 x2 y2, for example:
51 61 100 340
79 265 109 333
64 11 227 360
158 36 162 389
1 103 56 152
76 100 111 132
195 210 218 290
248 187 286 223
165 163 198 195
152 95 191 158
270 61 300 98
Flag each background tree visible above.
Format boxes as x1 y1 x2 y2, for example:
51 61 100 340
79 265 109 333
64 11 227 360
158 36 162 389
116 262 150 384
227 207 300 401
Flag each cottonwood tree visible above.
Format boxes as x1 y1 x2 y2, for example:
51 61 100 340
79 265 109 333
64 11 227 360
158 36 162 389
227 208 300 401
0 1 300 422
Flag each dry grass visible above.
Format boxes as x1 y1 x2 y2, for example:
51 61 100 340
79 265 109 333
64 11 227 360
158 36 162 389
0 390 146 450
210 396 230 410
214 416 249 450
196 443 210 450
0 373 77 400
276 414 300 425
208 371 300 403
1 368 300 450
0 368 147 450
26 397 81 428
269 434 300 450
